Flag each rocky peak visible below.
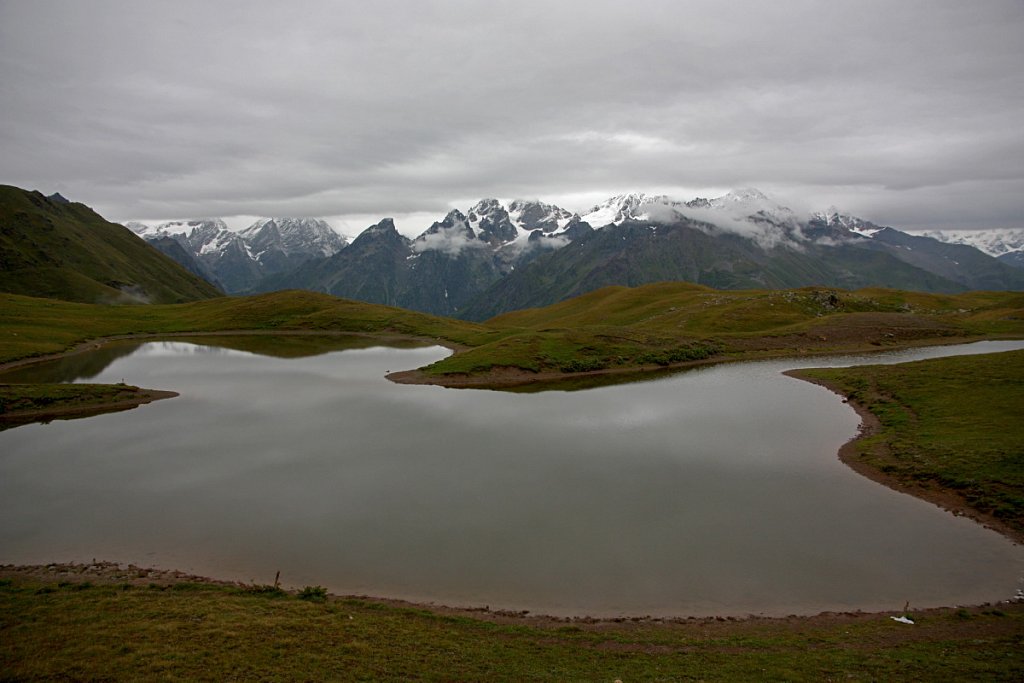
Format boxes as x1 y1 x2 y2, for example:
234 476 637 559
240 217 346 258
582 193 683 227
467 200 517 246
507 199 574 233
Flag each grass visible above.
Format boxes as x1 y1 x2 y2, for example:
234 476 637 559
0 289 495 365
0 184 222 304
418 284 1024 380
2 284 1023 387
1 575 1022 681
2 287 1024 677
797 350 1024 538
0 382 141 412
0 382 176 430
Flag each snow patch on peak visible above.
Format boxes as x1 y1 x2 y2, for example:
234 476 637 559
581 192 684 227
706 188 795 223
413 211 484 256
467 198 503 217
719 187 770 202
507 199 574 234
909 228 1024 257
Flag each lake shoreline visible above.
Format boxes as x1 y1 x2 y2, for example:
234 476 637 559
3 338 1022 626
785 369 1024 546
5 332 1022 550
390 335 1005 389
2 560 1020 627
0 387 178 428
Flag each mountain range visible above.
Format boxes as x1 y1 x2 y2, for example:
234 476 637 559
137 188 1020 320
127 217 347 293
911 228 1024 269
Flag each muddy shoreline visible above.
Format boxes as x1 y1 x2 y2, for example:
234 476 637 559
3 332 1021 621
785 369 1024 546
0 388 179 428
2 561 1020 629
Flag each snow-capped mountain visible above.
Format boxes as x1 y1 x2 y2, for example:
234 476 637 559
264 198 596 317
457 189 1024 319
911 229 1024 268
807 210 883 237
507 199 575 233
581 189 799 230
240 218 346 259
128 217 347 292
409 198 589 261
581 192 686 227
130 189 1024 316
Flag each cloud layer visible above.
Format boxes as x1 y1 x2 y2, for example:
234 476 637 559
1 0 1022 233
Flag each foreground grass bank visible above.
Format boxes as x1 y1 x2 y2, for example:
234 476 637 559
1 568 1022 681
794 350 1024 542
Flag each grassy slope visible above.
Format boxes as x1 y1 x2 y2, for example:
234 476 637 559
3 285 1023 384
3 288 1024 678
0 290 495 365
0 383 175 429
421 283 1024 380
796 350 1024 539
2 576 1022 681
0 185 222 304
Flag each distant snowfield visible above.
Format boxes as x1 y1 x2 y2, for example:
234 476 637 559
909 228 1024 258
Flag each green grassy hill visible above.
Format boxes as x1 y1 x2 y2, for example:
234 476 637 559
0 185 222 303
2 285 1023 388
0 289 494 366
419 283 1024 383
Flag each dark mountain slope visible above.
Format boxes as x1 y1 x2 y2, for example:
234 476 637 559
866 228 1024 290
273 218 412 306
0 185 222 303
458 220 965 321
146 236 223 289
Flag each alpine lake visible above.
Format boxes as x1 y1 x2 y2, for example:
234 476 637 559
1 336 1022 618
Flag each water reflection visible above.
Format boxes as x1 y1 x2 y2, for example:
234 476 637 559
0 338 1022 617
0 342 144 384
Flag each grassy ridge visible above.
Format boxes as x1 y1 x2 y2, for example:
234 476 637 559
420 284 1024 379
2 575 1022 681
0 290 495 366
797 350 1024 539
3 285 1023 385
0 185 222 303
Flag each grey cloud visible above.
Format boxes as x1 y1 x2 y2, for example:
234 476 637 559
1 0 1022 231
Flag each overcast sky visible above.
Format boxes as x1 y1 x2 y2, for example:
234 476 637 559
1 0 1022 236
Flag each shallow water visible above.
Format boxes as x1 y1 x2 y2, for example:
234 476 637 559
1 338 1022 616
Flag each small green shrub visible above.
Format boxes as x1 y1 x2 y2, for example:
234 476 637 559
244 583 286 598
298 585 328 602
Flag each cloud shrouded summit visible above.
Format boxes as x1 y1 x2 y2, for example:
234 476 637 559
1 0 1022 232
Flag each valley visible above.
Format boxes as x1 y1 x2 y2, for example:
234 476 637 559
2 184 1023 679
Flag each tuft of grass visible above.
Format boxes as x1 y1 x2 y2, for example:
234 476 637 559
243 583 287 598
297 585 328 602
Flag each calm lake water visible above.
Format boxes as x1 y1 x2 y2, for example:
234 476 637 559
1 338 1022 617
